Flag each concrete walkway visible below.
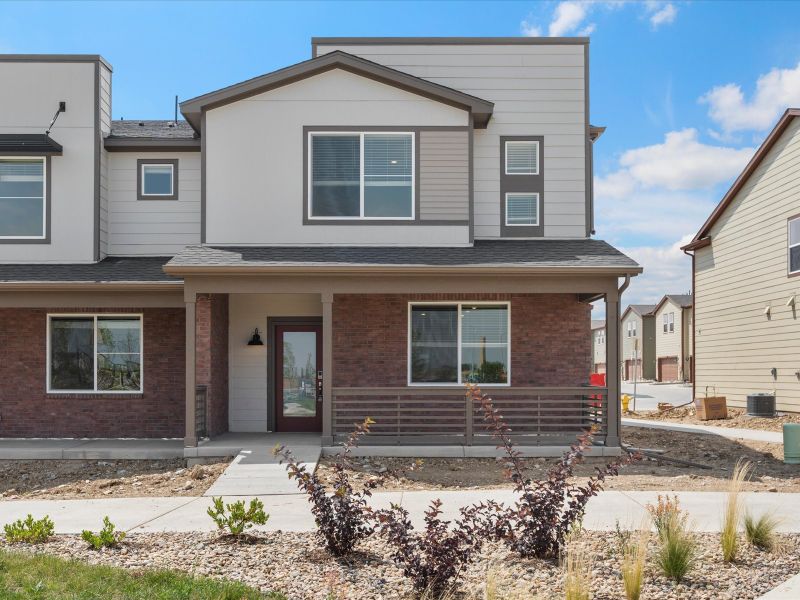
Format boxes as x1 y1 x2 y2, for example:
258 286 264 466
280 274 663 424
0 438 184 460
2 490 798 534
759 572 800 599
622 418 784 444
201 432 322 496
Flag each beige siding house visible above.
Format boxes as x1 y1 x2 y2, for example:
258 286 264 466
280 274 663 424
591 319 605 374
653 295 693 382
684 108 800 412
621 304 655 381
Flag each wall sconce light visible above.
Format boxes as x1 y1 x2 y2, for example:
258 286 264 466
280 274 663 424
247 328 264 346
764 305 772 317
787 294 796 308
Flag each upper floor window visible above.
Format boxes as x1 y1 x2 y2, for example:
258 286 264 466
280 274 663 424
309 132 414 220
48 314 142 393
627 321 637 337
138 159 178 200
505 140 539 175
789 216 800 275
505 193 539 226
663 312 674 333
0 157 46 239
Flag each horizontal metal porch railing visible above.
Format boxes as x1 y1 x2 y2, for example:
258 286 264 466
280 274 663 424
331 386 608 446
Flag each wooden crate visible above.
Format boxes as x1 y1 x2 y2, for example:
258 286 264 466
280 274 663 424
695 396 728 421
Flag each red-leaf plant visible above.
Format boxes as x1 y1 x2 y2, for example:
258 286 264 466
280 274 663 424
273 417 384 557
376 498 501 597
467 384 640 559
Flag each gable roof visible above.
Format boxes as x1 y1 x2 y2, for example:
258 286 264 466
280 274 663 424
653 294 693 314
591 319 605 330
179 50 494 132
622 304 656 321
683 108 800 250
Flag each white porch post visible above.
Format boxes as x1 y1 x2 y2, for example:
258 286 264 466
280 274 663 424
184 293 197 448
321 292 334 445
605 294 621 447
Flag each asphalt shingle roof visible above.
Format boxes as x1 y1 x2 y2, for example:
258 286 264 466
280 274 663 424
167 239 640 271
0 257 179 283
665 294 693 308
591 319 605 330
109 120 196 140
628 304 656 316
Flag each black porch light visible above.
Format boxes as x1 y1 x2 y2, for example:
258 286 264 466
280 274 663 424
247 328 264 346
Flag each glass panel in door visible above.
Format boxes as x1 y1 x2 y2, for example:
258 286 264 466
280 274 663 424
275 323 322 432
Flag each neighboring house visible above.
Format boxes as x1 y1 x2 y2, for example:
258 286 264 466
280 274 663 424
620 304 656 381
591 319 606 374
652 294 693 382
683 108 800 413
0 38 641 452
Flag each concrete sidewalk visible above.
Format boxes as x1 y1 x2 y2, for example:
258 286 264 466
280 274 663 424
0 438 184 460
622 418 784 444
2 490 798 534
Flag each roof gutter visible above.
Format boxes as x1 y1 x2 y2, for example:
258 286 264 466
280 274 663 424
0 282 183 291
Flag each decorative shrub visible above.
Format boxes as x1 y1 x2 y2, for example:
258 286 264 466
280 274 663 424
376 498 496 597
620 524 649 600
470 384 639 559
207 497 269 537
81 516 126 550
3 514 54 544
563 544 592 600
646 495 685 540
274 417 385 556
744 511 781 551
651 506 696 583
721 459 751 562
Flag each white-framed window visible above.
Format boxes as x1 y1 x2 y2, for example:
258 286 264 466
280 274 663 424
141 163 174 197
789 216 800 275
505 192 539 226
505 140 539 175
308 131 415 220
0 157 46 239
663 312 674 333
47 314 143 393
408 302 510 386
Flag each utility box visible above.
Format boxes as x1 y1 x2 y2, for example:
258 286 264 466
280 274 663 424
746 393 776 417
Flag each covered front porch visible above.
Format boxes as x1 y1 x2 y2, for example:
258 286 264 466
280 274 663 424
173 242 638 453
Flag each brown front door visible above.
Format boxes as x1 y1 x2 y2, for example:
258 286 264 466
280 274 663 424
275 322 323 432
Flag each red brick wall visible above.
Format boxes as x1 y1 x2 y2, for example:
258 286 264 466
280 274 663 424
0 307 185 438
332 293 591 388
196 294 229 438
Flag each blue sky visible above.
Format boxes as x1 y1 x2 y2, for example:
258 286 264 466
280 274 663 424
2 0 800 310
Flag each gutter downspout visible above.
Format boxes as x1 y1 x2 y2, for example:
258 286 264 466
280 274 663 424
682 247 696 400
617 274 630 378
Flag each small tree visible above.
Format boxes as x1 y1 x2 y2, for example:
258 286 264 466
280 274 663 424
274 417 385 556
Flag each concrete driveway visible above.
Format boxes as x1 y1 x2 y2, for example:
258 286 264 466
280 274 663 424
621 381 692 411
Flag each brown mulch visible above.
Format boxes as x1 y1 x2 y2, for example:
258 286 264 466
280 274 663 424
317 425 800 493
0 458 231 500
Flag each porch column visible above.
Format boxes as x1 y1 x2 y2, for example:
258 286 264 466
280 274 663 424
184 294 197 448
605 294 621 447
321 292 334 445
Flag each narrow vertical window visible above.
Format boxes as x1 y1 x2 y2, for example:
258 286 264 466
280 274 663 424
789 216 800 274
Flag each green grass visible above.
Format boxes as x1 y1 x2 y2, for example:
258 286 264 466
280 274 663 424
0 548 287 600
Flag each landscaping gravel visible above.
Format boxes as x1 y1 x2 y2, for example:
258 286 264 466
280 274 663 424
2 531 797 599
0 458 231 500
628 406 800 432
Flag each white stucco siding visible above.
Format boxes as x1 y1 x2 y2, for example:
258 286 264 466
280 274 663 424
0 60 98 263
204 68 470 246
315 43 588 239
695 117 800 411
228 293 322 432
107 152 201 255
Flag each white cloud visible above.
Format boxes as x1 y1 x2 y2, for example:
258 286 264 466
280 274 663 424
701 61 800 135
647 2 677 28
549 1 591 36
596 129 754 197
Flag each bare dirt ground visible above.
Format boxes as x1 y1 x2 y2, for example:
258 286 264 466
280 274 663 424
0 458 231 500
317 425 800 492
627 406 800 432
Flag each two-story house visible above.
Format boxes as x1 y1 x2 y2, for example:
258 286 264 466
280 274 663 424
652 294 693 382
0 38 640 452
683 109 800 413
620 304 656 381
591 319 605 374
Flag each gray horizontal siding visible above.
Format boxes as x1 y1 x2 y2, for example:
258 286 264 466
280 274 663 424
419 129 469 221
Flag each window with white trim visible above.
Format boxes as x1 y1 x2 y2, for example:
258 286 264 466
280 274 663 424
663 312 674 333
48 315 142 393
505 192 539 226
505 140 539 175
0 157 45 239
409 303 509 385
789 216 800 274
309 132 414 219
141 164 174 196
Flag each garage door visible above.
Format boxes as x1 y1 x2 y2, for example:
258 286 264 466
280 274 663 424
594 363 606 374
658 357 679 382
625 359 642 380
